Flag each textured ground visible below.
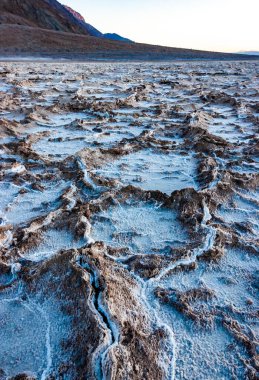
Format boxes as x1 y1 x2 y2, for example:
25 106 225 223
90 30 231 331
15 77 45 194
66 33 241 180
0 61 258 380
1 24 259 61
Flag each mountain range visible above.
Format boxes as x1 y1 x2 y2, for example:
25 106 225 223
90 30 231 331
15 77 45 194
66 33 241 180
63 5 133 42
238 51 259 56
0 0 257 60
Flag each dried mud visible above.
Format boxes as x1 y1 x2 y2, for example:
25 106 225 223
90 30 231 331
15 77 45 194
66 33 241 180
0 61 258 380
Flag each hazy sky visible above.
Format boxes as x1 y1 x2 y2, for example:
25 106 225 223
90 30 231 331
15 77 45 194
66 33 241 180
63 0 259 52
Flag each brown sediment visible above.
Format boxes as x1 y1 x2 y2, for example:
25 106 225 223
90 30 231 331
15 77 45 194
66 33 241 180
155 286 216 327
79 243 172 380
20 249 107 379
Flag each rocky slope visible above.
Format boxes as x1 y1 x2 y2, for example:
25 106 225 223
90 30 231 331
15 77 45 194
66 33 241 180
0 0 130 41
0 0 97 36
63 5 133 42
103 33 133 43
63 5 86 23
1 24 257 61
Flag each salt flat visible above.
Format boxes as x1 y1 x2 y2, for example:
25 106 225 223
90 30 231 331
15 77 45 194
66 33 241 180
0 61 258 380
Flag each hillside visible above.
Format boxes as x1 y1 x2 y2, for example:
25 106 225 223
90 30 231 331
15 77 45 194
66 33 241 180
0 0 257 60
103 33 133 43
63 5 86 23
63 4 133 42
0 0 95 35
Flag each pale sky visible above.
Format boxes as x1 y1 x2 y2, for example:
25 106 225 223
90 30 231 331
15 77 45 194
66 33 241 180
63 0 259 53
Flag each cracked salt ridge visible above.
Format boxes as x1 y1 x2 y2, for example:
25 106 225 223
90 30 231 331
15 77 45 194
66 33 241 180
95 201 208 380
80 255 175 380
210 153 259 177
0 182 20 248
91 201 189 254
208 117 254 144
199 248 258 309
18 80 68 93
230 160 259 174
0 111 26 123
32 124 144 161
128 202 216 379
140 198 257 380
131 277 176 380
78 259 119 380
155 307 249 380
204 105 256 144
159 247 258 315
153 131 185 145
25 112 96 135
32 132 89 161
76 85 128 100
152 248 258 380
149 201 216 282
92 149 198 195
216 193 259 236
0 61 258 378
32 112 89 127
113 102 158 116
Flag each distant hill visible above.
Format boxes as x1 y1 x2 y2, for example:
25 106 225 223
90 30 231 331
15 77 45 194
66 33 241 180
0 0 258 61
0 0 95 35
103 33 133 43
238 51 259 56
64 4 133 42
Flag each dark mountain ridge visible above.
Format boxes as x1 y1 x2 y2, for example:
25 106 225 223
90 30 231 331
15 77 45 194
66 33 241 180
0 0 95 35
63 4 133 42
103 33 133 43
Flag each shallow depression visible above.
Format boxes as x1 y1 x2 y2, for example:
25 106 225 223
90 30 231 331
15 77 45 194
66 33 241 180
4 180 68 226
91 200 189 254
148 246 257 380
25 229 86 262
92 149 198 195
0 299 48 378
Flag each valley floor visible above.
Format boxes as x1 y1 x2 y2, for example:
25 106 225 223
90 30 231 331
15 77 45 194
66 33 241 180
0 61 258 379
